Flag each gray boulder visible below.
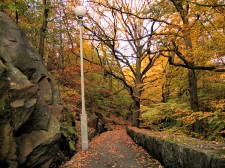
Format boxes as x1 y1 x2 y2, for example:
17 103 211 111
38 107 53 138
0 11 63 167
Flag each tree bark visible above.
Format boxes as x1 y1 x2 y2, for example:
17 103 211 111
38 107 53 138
131 97 140 127
172 0 199 111
132 55 142 127
162 76 171 103
39 0 49 61
188 68 199 111
184 25 199 112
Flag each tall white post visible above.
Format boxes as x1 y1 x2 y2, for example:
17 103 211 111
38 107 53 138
74 5 88 151
79 18 88 151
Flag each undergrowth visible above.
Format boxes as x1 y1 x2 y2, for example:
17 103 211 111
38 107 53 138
140 99 225 142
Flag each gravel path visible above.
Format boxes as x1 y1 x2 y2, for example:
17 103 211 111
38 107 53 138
61 126 162 168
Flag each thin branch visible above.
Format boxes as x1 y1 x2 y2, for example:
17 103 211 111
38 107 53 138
187 1 225 7
87 0 181 29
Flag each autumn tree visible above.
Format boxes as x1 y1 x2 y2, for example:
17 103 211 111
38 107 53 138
144 0 225 111
84 0 162 127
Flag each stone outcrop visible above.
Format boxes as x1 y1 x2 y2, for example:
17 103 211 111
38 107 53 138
0 11 63 167
88 112 112 140
127 127 225 168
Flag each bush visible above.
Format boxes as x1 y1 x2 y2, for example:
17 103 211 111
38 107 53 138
140 100 225 142
59 108 78 157
141 100 190 130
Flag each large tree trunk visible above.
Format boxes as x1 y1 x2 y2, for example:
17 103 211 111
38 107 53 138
188 67 201 133
131 97 140 127
132 54 142 127
188 68 199 111
182 4 199 112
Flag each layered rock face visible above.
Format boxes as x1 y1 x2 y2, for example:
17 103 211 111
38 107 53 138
0 11 62 167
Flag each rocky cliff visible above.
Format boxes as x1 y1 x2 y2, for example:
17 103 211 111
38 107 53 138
0 11 63 167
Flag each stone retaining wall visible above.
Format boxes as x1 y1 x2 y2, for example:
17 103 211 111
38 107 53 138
127 127 225 168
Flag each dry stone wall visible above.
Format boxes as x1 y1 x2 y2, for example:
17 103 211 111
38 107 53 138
127 127 225 168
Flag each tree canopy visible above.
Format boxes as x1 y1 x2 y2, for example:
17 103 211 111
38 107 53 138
1 0 224 135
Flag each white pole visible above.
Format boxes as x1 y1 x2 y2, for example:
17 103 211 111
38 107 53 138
79 19 88 151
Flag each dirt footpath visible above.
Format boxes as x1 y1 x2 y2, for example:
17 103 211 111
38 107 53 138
61 126 162 168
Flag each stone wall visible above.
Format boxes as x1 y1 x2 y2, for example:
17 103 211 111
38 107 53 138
127 127 225 168
0 11 63 167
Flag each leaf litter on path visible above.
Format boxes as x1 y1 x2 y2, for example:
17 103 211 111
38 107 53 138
60 125 162 168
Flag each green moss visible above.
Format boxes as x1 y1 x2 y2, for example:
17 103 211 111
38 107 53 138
68 141 76 152
60 108 77 155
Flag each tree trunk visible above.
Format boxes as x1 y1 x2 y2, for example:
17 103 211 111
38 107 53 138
183 10 199 112
172 1 200 111
15 10 18 24
188 68 199 111
131 97 140 127
39 0 49 61
132 54 142 127
162 83 170 103
162 92 169 103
